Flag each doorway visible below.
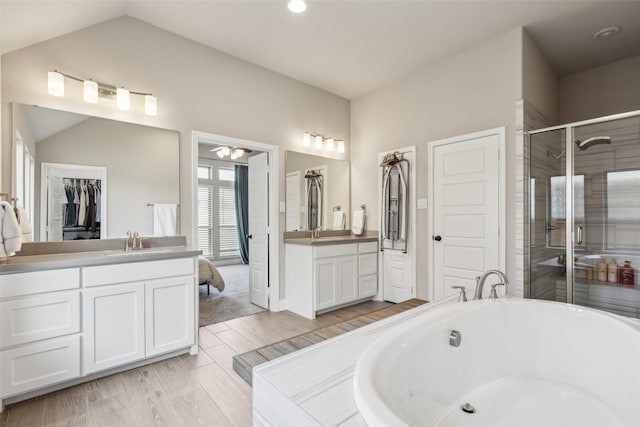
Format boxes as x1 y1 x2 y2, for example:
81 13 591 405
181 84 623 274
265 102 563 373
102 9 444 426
428 127 506 301
192 131 280 325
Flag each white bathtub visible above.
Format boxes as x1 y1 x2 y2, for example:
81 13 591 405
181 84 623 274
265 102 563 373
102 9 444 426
354 298 640 427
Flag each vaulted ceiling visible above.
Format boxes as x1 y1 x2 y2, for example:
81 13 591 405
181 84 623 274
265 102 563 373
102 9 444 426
2 1 639 99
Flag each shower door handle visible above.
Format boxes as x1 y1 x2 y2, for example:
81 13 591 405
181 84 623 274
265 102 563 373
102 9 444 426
576 227 583 245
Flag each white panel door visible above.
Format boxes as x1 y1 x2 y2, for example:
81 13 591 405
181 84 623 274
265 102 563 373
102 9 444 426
83 282 145 374
248 152 269 308
145 276 195 357
380 149 415 303
432 133 500 300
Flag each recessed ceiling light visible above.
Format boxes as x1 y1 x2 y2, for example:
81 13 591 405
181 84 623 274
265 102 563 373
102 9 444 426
593 26 621 40
288 0 306 13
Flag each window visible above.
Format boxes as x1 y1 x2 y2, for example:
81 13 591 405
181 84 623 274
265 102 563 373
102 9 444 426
197 161 240 260
606 170 640 250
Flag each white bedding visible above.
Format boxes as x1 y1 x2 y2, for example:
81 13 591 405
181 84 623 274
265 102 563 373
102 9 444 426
198 257 226 292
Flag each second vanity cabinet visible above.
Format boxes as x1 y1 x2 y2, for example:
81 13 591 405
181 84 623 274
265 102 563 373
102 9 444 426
286 239 378 319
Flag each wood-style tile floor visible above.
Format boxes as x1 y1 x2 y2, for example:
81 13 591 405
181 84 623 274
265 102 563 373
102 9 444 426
0 300 393 427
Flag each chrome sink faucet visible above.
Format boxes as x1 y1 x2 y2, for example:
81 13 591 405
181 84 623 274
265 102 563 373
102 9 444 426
125 231 133 252
474 270 509 300
311 227 321 240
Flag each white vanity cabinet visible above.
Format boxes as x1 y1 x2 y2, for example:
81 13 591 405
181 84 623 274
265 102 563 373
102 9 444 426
0 268 81 398
82 258 196 374
286 240 378 319
0 253 198 409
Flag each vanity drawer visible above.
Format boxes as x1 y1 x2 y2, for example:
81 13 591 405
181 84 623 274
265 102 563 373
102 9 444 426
0 291 80 348
0 268 80 298
314 243 357 259
358 253 378 276
82 258 194 287
358 241 378 254
0 335 80 398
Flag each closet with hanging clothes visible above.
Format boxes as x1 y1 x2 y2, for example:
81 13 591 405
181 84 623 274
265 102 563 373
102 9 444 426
62 178 102 240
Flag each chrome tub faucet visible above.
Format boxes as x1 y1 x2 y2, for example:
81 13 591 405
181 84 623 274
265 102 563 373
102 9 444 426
475 270 509 300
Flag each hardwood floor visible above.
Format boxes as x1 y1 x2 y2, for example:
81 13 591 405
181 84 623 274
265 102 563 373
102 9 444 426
0 300 394 427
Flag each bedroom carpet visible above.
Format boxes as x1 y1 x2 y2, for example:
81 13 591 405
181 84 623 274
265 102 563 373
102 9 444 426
199 263 266 326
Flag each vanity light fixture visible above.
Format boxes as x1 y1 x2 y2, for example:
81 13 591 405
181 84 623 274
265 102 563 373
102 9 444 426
47 69 158 116
288 0 306 13
326 138 335 151
302 132 346 153
83 80 98 104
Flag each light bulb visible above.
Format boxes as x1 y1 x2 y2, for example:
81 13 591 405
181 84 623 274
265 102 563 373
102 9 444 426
221 146 231 157
48 71 64 96
233 149 244 158
288 0 306 13
117 88 130 110
326 138 334 151
315 135 323 149
337 140 345 153
303 132 311 147
83 80 98 103
217 150 225 158
145 95 157 116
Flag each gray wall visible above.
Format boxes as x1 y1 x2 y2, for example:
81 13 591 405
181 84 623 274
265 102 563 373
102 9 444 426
350 28 523 300
559 54 640 123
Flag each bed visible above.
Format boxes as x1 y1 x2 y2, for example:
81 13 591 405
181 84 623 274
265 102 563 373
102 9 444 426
198 257 226 295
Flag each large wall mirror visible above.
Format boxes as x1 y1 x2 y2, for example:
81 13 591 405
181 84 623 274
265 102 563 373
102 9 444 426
285 150 349 231
12 103 180 242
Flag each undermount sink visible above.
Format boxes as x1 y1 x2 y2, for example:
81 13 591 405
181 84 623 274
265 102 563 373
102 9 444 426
105 249 170 256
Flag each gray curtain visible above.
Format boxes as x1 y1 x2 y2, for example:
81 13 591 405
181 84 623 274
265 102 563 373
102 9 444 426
234 165 249 264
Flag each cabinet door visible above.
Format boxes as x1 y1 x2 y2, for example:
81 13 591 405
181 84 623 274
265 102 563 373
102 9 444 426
337 256 358 304
83 282 145 374
0 335 80 398
359 275 378 299
145 276 195 357
315 258 338 310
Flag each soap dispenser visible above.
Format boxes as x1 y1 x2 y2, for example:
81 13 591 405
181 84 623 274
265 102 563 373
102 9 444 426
597 258 607 282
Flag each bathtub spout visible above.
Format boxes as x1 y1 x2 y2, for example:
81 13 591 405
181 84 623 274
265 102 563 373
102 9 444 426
475 270 509 300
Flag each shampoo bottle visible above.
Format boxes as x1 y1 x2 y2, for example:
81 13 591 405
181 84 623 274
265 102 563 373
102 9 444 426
620 261 634 285
597 259 607 282
608 258 618 283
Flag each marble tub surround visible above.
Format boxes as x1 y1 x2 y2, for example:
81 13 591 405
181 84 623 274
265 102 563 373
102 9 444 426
253 297 453 426
284 230 378 245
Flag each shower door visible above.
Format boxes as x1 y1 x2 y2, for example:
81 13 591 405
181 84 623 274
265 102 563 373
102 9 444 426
529 112 640 318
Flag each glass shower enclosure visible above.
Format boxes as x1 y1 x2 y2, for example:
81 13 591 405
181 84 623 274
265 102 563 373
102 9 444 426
529 110 640 318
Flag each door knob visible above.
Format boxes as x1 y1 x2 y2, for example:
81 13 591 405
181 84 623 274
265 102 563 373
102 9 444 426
247 234 253 239
433 235 442 241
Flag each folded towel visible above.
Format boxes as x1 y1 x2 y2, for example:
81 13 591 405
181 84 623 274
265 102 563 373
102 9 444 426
153 204 178 236
332 211 345 230
1 201 22 257
16 206 33 243
352 209 366 236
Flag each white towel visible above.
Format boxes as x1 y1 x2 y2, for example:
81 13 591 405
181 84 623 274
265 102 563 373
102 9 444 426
0 201 22 257
153 204 178 236
352 209 366 236
16 206 33 243
332 211 345 230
